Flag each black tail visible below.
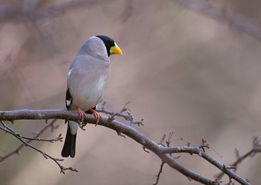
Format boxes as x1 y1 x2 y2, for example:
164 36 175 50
61 124 77 158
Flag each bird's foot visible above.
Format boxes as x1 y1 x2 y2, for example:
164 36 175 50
90 109 101 126
77 107 87 124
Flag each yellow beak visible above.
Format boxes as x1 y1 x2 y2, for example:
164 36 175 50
110 43 123 55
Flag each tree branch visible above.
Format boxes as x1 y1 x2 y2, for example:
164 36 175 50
0 0 98 22
0 119 57 162
0 109 255 185
174 0 261 41
215 137 261 181
0 119 77 173
0 120 77 173
0 121 62 143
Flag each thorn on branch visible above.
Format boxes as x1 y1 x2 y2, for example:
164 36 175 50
252 136 260 146
199 138 210 152
166 131 174 147
234 148 240 159
15 149 21 155
252 136 261 155
143 146 149 153
187 176 192 182
116 130 126 138
57 134 63 142
226 165 237 170
42 153 48 159
222 164 227 171
107 114 116 122
172 155 181 160
159 134 167 146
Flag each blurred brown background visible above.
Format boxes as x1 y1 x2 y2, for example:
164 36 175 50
0 0 260 184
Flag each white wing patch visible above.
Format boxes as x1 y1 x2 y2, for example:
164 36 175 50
66 99 72 107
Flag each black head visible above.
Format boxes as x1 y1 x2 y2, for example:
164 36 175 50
96 35 115 56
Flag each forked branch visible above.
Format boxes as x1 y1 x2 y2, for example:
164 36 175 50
0 109 258 185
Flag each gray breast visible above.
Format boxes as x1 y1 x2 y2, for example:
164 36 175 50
67 55 110 110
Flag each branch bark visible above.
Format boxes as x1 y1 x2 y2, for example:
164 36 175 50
0 109 254 185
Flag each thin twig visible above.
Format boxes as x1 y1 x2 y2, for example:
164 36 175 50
0 121 62 142
18 134 62 142
97 104 144 126
153 162 165 185
215 137 261 181
0 119 57 162
0 120 77 173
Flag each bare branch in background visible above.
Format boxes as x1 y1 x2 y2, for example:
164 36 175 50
0 121 62 143
0 0 99 22
215 137 261 181
0 109 258 185
0 119 77 173
174 0 261 41
2 0 261 41
0 119 58 162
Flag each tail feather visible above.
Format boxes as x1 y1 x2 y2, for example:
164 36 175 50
61 124 77 158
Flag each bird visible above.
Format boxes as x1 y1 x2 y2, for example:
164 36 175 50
61 35 123 158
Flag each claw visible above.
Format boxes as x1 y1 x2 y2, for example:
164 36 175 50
90 109 101 126
77 107 86 123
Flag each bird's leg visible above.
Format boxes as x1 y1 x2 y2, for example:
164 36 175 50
77 107 87 124
90 108 101 126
